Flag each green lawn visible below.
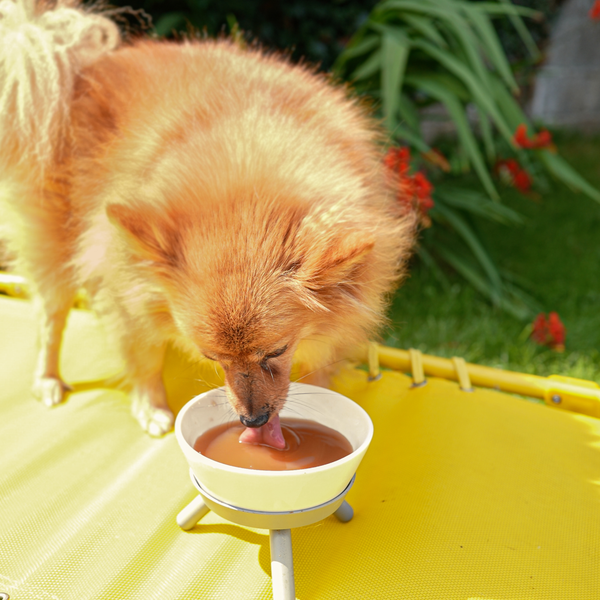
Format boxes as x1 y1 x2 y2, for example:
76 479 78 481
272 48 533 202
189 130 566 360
385 134 600 383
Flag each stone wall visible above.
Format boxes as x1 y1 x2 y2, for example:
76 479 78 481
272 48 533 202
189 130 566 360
531 0 600 130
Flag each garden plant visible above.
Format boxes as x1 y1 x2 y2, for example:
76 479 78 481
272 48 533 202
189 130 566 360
88 0 600 379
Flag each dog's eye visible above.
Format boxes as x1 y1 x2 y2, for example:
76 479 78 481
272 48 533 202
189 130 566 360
265 345 287 360
259 345 287 372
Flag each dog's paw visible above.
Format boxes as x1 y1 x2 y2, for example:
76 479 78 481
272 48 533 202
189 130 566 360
32 377 70 407
131 387 174 437
134 405 174 437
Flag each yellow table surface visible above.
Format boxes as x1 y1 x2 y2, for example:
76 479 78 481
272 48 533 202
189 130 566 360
1 295 599 599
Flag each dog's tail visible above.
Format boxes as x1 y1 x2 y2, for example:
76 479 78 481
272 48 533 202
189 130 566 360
0 0 120 172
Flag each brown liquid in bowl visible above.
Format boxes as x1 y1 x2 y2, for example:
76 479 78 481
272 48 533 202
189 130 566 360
193 418 353 471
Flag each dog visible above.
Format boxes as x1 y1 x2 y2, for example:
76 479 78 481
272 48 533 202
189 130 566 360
0 0 414 441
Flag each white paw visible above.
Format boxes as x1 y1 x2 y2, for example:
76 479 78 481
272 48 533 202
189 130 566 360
33 377 70 407
146 408 174 437
131 387 174 437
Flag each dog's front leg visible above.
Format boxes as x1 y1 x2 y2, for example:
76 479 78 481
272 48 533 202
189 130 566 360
32 294 74 406
125 342 174 437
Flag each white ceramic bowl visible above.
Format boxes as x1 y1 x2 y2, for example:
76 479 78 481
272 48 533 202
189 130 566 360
175 383 373 512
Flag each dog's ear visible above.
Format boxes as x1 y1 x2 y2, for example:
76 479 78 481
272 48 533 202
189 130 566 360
295 231 374 292
106 203 179 265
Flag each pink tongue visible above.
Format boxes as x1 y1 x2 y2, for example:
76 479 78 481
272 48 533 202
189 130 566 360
239 415 286 449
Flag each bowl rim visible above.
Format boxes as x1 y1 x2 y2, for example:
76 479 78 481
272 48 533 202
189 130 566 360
175 385 374 478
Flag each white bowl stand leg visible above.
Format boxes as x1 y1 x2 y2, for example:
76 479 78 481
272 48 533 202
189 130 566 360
176 490 354 600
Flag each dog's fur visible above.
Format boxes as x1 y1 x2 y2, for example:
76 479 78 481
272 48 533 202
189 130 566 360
0 0 415 435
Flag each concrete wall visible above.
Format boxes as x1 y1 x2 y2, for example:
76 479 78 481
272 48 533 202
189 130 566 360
531 0 600 130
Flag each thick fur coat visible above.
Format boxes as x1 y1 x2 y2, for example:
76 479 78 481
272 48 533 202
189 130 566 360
0 0 414 437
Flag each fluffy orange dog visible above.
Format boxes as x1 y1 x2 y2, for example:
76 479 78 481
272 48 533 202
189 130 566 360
0 1 414 441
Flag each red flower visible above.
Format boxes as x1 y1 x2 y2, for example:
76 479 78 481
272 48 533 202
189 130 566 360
590 0 600 20
513 124 554 150
531 314 548 345
413 171 433 200
547 312 566 347
531 312 566 351
384 146 434 225
534 129 553 148
513 124 533 148
384 147 411 176
513 168 532 193
494 158 532 194
495 158 519 177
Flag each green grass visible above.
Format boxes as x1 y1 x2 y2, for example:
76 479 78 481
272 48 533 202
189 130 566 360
384 133 600 383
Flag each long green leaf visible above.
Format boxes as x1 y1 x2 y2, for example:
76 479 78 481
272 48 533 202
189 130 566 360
375 0 451 16
372 0 530 122
539 150 600 204
411 39 514 143
433 244 531 318
416 245 451 288
406 74 500 200
464 4 519 93
336 36 379 65
428 3 494 93
501 281 541 316
487 74 528 132
400 13 447 48
473 3 541 18
419 72 469 101
499 270 543 311
473 101 496 163
431 242 501 304
393 124 430 151
379 0 494 94
397 94 421 132
376 0 538 20
433 203 503 294
375 0 538 28
351 49 382 81
485 76 537 173
435 186 523 224
376 25 410 130
497 0 541 61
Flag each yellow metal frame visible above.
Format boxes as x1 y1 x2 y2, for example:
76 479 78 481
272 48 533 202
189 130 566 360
363 343 600 419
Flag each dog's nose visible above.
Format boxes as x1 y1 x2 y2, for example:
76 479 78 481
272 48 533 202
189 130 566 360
239 413 269 428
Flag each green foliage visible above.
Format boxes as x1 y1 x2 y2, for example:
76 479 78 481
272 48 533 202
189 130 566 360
104 0 597 318
386 134 600 381
103 0 378 72
334 0 600 317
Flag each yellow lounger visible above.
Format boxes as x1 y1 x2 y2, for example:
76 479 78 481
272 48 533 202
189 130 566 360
1 294 599 600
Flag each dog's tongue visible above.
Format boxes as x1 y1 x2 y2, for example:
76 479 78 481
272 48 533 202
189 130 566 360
239 415 286 449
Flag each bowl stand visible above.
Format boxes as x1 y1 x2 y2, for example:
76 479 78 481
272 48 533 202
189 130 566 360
176 469 356 600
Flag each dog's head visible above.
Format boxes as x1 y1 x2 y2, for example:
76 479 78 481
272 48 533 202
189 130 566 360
106 194 392 435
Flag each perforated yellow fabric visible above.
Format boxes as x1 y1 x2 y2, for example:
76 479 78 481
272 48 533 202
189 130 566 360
1 296 599 599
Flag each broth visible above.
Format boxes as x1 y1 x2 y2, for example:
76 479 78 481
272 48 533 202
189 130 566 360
193 418 353 471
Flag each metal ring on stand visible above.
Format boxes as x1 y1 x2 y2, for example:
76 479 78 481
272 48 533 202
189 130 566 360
189 470 356 530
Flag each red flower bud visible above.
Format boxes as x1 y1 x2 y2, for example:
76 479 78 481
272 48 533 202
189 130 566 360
513 124 553 150
494 158 533 194
531 313 548 344
547 312 566 347
384 146 435 224
513 124 532 149
531 312 566 351
513 169 532 193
